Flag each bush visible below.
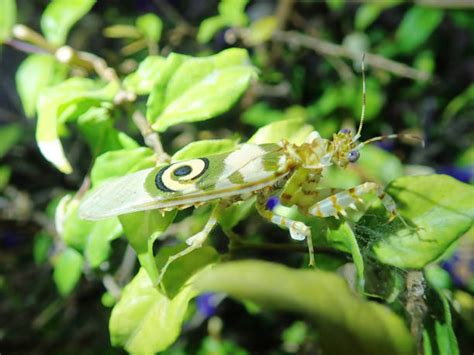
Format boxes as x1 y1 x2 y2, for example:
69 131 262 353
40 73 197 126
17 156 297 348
1 0 473 353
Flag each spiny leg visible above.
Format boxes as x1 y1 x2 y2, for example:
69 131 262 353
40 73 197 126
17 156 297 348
256 195 315 267
308 182 410 227
155 203 220 286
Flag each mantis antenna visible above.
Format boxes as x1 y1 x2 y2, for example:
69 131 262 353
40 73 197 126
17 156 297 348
354 53 366 142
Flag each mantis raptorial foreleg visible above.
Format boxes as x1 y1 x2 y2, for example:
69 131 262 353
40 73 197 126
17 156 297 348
155 203 220 286
256 195 315 267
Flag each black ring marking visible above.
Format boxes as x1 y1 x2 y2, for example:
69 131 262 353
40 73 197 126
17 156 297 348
191 158 209 180
155 165 175 192
155 158 210 193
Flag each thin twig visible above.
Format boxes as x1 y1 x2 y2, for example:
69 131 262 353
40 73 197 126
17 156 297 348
116 245 137 286
102 274 122 300
4 39 48 54
10 24 121 83
152 0 193 30
275 0 295 31
132 111 170 163
272 30 432 81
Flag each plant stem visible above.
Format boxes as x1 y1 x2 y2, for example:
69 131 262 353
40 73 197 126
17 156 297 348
406 271 428 354
132 111 170 163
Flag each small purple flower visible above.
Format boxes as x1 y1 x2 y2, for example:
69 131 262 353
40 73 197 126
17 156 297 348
437 166 474 183
196 293 219 318
266 196 280 211
441 251 474 288
339 128 351 134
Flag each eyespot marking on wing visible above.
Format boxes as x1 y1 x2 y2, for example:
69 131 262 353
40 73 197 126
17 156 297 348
155 158 209 192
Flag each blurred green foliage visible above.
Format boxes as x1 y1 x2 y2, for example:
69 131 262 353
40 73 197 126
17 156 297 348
0 0 473 354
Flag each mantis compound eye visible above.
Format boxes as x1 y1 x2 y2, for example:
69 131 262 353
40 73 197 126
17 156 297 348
347 150 360 163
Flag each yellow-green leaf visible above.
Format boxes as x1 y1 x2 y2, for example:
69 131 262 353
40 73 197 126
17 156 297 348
368 175 474 268
41 0 96 45
196 260 415 355
16 54 67 118
109 268 197 353
0 0 16 43
53 247 84 296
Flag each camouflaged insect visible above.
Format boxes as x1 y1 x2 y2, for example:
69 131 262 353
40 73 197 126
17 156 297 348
79 63 414 284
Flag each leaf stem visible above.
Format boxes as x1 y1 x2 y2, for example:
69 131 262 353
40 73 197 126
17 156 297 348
132 111 170 163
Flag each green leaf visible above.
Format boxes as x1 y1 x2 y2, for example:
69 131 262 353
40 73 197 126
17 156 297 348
77 106 138 157
0 0 16 43
196 260 415 355
0 123 21 158
61 196 94 249
442 84 474 121
33 232 52 264
355 1 401 31
414 50 435 74
146 53 189 121
101 292 116 308
172 138 238 162
41 0 96 45
53 247 84 296
109 267 197 354
198 336 248 355
119 210 176 255
219 0 248 26
119 210 177 281
123 56 167 95
456 145 474 168
60 195 122 259
423 289 459 355
241 102 284 127
0 165 11 191
357 145 404 185
395 7 443 54
281 321 308 350
156 245 219 298
248 118 313 145
245 16 277 46
36 78 119 173
218 198 255 230
150 48 255 132
153 66 255 132
90 147 156 186
136 13 162 43
326 0 345 11
197 16 225 44
368 175 474 268
84 217 122 268
425 265 452 291
326 221 365 292
164 48 250 106
355 4 383 31
16 54 67 118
